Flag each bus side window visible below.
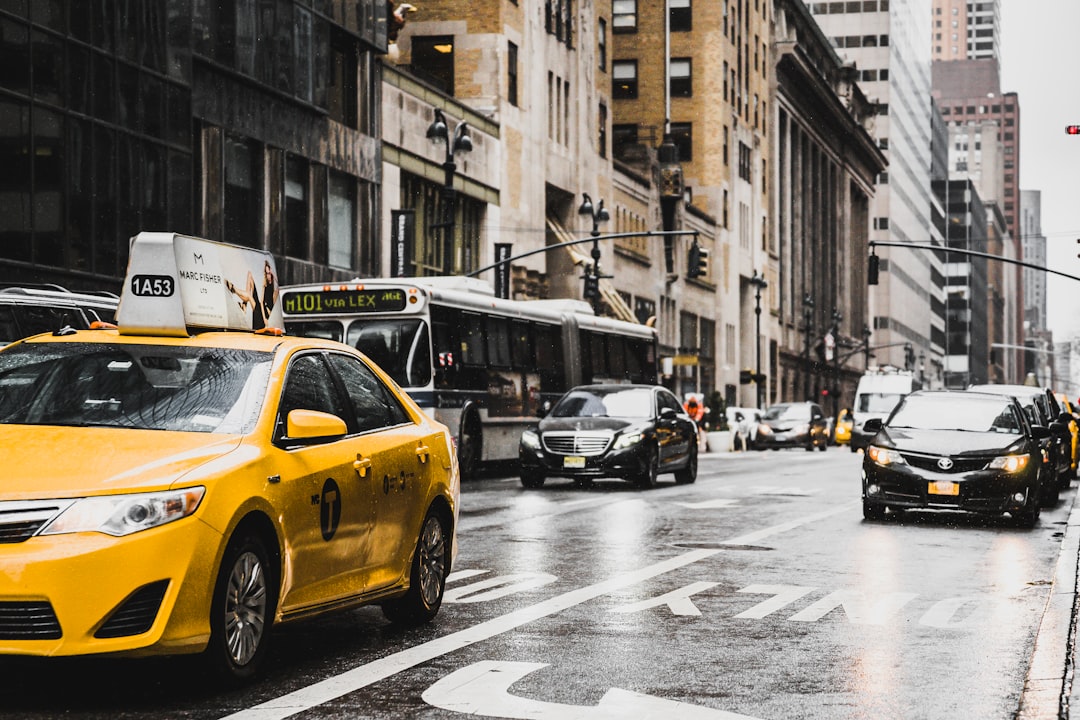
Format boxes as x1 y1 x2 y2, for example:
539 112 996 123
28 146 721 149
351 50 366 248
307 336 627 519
460 313 486 365
608 336 626 380
485 316 512 368
586 331 607 381
626 339 644 382
535 324 564 395
511 320 532 368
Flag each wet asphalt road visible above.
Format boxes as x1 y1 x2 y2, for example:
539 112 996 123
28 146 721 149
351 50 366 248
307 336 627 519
0 448 1074 719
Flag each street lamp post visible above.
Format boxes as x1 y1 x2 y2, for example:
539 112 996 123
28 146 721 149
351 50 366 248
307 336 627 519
918 350 926 386
803 293 815 401
426 108 472 274
578 193 610 314
830 308 842 418
749 270 768 409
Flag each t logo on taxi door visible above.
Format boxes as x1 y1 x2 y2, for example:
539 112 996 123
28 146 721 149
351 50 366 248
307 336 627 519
320 478 341 541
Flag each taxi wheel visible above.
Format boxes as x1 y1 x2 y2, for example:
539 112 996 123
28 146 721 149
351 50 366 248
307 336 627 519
674 444 697 484
383 509 450 626
205 532 276 684
635 445 659 489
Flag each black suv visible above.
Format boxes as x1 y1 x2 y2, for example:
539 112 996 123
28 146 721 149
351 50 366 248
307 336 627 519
0 285 118 345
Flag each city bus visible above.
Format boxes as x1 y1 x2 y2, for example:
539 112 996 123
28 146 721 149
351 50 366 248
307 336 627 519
281 276 658 478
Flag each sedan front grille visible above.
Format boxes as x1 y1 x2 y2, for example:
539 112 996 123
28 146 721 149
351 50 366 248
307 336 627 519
542 431 612 456
0 501 71 544
0 601 62 639
902 453 989 474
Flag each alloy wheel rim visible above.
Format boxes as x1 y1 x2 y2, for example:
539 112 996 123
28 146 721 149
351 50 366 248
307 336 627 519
417 517 447 607
225 550 267 667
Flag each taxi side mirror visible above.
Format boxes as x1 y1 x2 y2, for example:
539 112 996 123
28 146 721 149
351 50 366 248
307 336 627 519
1031 425 1051 440
287 409 348 441
538 400 551 418
863 418 883 433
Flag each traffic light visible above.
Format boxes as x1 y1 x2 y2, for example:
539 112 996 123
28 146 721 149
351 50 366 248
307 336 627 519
687 243 710 279
1067 125 1080 135
904 342 914 370
868 253 879 285
583 271 600 301
740 368 753 385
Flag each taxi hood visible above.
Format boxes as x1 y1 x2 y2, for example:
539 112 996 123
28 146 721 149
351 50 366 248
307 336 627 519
0 425 245 500
876 427 1025 457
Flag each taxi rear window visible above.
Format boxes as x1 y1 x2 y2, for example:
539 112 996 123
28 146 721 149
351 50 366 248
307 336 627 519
0 343 273 433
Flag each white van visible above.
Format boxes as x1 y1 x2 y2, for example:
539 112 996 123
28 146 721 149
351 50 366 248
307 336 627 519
849 368 921 452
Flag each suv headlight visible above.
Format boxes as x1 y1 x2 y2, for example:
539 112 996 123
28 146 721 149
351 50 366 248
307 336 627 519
867 446 906 466
521 429 541 450
40 487 205 537
989 454 1030 473
614 430 646 450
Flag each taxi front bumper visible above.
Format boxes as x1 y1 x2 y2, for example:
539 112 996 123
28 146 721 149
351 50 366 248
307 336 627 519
0 518 223 657
862 463 1037 514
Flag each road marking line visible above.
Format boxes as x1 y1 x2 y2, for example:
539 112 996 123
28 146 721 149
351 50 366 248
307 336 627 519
223 504 852 720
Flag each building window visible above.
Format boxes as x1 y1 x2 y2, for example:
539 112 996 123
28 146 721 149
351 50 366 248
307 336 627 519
412 36 455 95
327 169 356 269
670 122 692 162
598 18 607 71
738 142 751 182
508 41 518 106
723 125 729 165
599 103 608 158
613 0 637 33
613 123 638 155
612 60 638 99
670 58 692 97
670 0 691 31
327 30 358 128
873 216 889 230
224 135 261 249
285 154 309 259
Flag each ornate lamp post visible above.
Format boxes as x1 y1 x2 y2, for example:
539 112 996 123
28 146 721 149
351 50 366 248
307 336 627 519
749 270 768 408
426 108 472 273
802 293 815 401
830 308 843 417
578 193 609 313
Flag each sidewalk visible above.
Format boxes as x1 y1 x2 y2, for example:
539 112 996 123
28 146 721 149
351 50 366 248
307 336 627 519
1018 497 1080 718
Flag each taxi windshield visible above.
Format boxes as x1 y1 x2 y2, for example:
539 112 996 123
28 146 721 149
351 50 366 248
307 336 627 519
888 395 1022 434
0 343 273 433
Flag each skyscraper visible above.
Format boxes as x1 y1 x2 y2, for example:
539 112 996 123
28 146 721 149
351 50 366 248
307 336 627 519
931 0 1001 62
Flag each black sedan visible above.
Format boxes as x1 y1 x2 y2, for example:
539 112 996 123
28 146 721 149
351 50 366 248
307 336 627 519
861 390 1050 527
754 401 830 451
518 384 698 489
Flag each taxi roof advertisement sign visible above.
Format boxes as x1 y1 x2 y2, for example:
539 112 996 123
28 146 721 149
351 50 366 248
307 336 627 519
117 232 283 336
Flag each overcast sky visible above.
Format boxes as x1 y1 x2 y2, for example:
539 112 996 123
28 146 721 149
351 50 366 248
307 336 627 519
999 0 1080 340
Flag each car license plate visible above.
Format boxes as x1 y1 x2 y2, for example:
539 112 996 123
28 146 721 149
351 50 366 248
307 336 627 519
929 480 959 496
563 456 586 469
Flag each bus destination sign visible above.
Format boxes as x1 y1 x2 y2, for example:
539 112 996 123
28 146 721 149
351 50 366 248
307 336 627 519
282 289 409 315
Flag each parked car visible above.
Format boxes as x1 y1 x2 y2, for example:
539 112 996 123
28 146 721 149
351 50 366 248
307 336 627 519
726 406 763 449
1055 393 1079 479
518 384 698 488
754 401 829 451
967 383 1072 496
861 390 1049 527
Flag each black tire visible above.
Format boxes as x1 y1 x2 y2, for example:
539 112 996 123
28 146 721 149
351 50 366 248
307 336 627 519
675 444 698 484
818 437 827 452
862 500 886 521
458 412 482 481
805 440 815 452
382 509 451 626
203 532 276 685
1015 485 1041 528
635 445 659 489
520 471 546 489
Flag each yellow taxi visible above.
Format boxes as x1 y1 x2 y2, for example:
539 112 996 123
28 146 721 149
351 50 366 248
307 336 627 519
1056 393 1079 478
833 407 854 447
0 233 459 683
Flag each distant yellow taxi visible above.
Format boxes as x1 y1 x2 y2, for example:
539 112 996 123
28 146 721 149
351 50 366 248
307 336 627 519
834 408 853 446
1056 393 1079 478
0 233 459 683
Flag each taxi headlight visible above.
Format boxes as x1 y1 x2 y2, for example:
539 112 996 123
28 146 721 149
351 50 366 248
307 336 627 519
41 487 206 537
867 446 906 467
614 430 645 450
989 454 1030 473
757 424 772 435
521 429 541 450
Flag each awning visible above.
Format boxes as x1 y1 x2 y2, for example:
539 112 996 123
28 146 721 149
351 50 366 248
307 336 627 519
545 216 638 324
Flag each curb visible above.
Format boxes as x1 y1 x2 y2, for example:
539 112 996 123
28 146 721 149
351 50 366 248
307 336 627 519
1018 495 1080 719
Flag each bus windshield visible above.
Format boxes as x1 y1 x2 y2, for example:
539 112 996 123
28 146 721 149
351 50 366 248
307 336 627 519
345 318 431 389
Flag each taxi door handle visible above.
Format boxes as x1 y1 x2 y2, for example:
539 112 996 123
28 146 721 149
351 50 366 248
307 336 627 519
354 456 372 477
416 444 430 463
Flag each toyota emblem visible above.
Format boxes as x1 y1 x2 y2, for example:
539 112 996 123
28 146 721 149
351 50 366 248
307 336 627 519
937 457 954 470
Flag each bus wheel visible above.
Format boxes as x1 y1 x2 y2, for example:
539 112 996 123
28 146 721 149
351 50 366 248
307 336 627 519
458 413 482 480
